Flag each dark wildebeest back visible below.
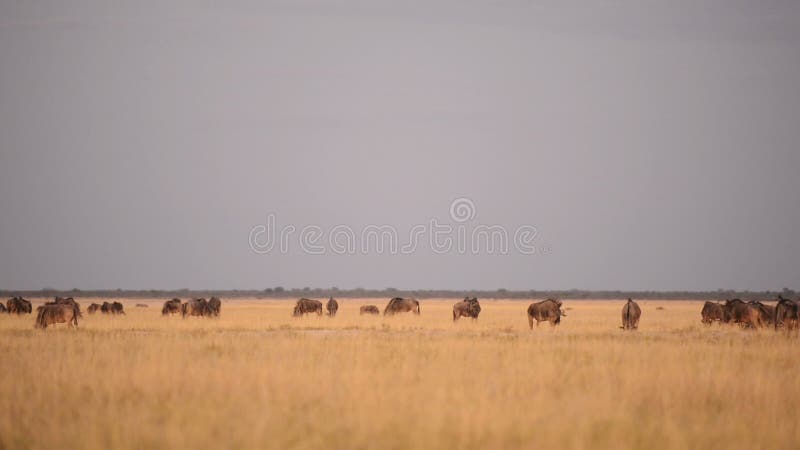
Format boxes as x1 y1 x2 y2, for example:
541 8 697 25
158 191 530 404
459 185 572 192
162 298 182 316
527 298 565 328
207 297 221 317
383 298 420 316
774 296 799 331
359 305 380 315
35 302 81 329
326 297 339 317
722 299 762 328
453 297 481 321
701 301 724 324
620 298 641 330
87 303 101 314
7 297 32 315
182 298 209 318
293 298 323 317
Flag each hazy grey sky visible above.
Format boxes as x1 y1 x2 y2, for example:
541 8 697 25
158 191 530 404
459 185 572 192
1 1 799 291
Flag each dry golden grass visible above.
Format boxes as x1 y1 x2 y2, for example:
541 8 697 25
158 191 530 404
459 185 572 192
1 298 798 450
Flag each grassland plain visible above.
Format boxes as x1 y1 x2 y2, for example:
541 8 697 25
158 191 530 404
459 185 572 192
1 298 798 450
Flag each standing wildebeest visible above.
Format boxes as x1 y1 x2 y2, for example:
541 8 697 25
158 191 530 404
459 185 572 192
182 298 209 318
101 301 125 315
701 301 725 325
48 297 81 316
6 297 32 314
360 305 380 315
293 298 323 317
527 298 565 328
384 298 420 316
326 297 339 317
87 303 101 314
774 296 799 331
620 298 641 330
207 297 221 317
162 298 182 316
722 299 762 328
453 297 481 321
35 302 81 329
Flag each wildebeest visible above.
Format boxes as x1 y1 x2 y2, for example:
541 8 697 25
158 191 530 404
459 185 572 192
182 298 209 318
384 297 420 316
326 297 339 317
527 298 565 328
87 303 101 314
6 297 32 314
48 297 81 315
293 298 323 317
722 299 762 328
701 301 725 325
620 298 641 330
774 296 799 331
207 297 221 317
35 302 81 329
101 301 125 315
162 298 182 316
360 305 380 315
453 297 481 321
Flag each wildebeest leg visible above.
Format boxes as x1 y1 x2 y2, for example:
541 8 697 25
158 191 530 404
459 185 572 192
528 315 533 329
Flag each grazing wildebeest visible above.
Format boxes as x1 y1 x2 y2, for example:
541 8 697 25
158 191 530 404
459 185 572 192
87 303 101 314
182 298 209 318
293 298 324 317
453 297 481 321
722 299 762 329
620 298 641 330
527 298 565 328
326 297 339 317
207 297 221 317
6 297 32 315
360 305 380 315
748 300 774 326
701 301 725 325
774 296 799 331
384 298 421 316
162 298 182 316
101 301 125 315
35 302 81 329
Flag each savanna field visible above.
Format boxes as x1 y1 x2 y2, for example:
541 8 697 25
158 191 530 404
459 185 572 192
1 298 798 450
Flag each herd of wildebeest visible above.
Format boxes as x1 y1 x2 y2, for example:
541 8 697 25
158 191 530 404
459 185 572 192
2 294 799 332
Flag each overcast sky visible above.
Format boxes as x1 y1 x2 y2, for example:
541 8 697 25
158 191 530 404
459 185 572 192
1 1 799 291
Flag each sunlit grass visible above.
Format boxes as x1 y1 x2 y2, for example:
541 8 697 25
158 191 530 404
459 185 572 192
0 298 797 449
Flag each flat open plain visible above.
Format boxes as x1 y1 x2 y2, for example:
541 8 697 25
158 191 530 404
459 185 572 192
1 298 798 449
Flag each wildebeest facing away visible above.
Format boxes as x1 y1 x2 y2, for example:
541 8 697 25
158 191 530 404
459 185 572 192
527 298 565 328
360 305 380 315
87 303 101 314
182 298 209 318
6 297 32 314
701 301 725 325
35 302 81 329
774 296 799 331
162 298 182 316
326 297 339 317
722 299 762 328
453 297 481 321
620 298 641 330
207 297 221 317
293 298 323 317
101 301 125 315
384 298 420 316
